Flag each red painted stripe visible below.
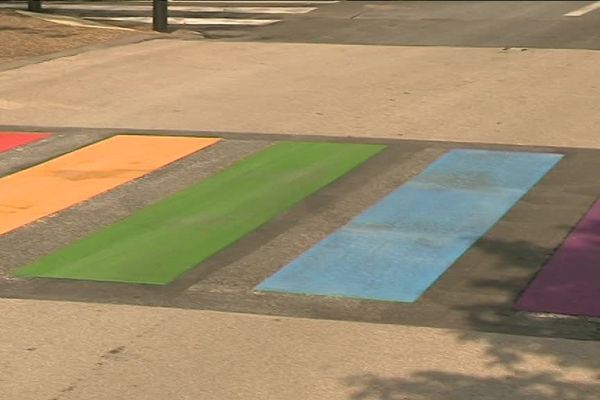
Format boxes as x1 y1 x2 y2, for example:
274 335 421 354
0 132 51 153
517 200 600 317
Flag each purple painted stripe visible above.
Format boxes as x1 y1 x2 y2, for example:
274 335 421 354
517 200 600 317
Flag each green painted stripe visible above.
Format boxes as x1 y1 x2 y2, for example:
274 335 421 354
14 142 385 284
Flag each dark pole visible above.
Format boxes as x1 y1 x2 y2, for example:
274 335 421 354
28 0 42 12
153 0 168 32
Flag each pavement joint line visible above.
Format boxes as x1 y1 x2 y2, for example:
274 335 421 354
564 1 600 16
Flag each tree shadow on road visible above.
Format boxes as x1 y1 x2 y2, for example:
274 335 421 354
458 232 600 369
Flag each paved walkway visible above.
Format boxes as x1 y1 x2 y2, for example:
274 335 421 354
2 299 599 400
2 39 600 148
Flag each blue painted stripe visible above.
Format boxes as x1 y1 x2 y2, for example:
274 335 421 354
256 149 563 302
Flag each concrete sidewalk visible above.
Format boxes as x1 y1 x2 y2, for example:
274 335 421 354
1 39 600 149
2 298 599 400
1 38 600 400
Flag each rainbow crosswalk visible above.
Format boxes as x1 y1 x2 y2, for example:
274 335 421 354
1 131 599 318
14 141 384 284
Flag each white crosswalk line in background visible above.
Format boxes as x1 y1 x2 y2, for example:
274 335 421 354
168 1 338 4
85 16 280 26
46 4 318 14
0 1 336 27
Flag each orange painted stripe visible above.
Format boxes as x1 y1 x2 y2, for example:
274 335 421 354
0 135 219 236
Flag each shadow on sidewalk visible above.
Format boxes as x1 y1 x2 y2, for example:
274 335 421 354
342 230 600 399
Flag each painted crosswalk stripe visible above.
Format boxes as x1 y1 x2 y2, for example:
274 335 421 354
0 132 50 154
13 142 385 285
517 200 600 317
45 4 317 14
257 149 563 303
84 16 280 25
168 1 338 4
0 135 219 236
0 1 337 6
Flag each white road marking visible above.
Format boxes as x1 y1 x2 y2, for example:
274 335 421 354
186 6 316 14
44 0 340 6
168 1 338 4
84 16 280 26
45 4 317 14
564 1 600 16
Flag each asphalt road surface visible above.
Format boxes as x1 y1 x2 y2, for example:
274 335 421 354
244 0 600 49
4 1 600 48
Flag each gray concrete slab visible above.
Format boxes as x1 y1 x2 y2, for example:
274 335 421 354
2 40 600 149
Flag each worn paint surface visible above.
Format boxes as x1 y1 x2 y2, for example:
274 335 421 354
257 149 563 302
